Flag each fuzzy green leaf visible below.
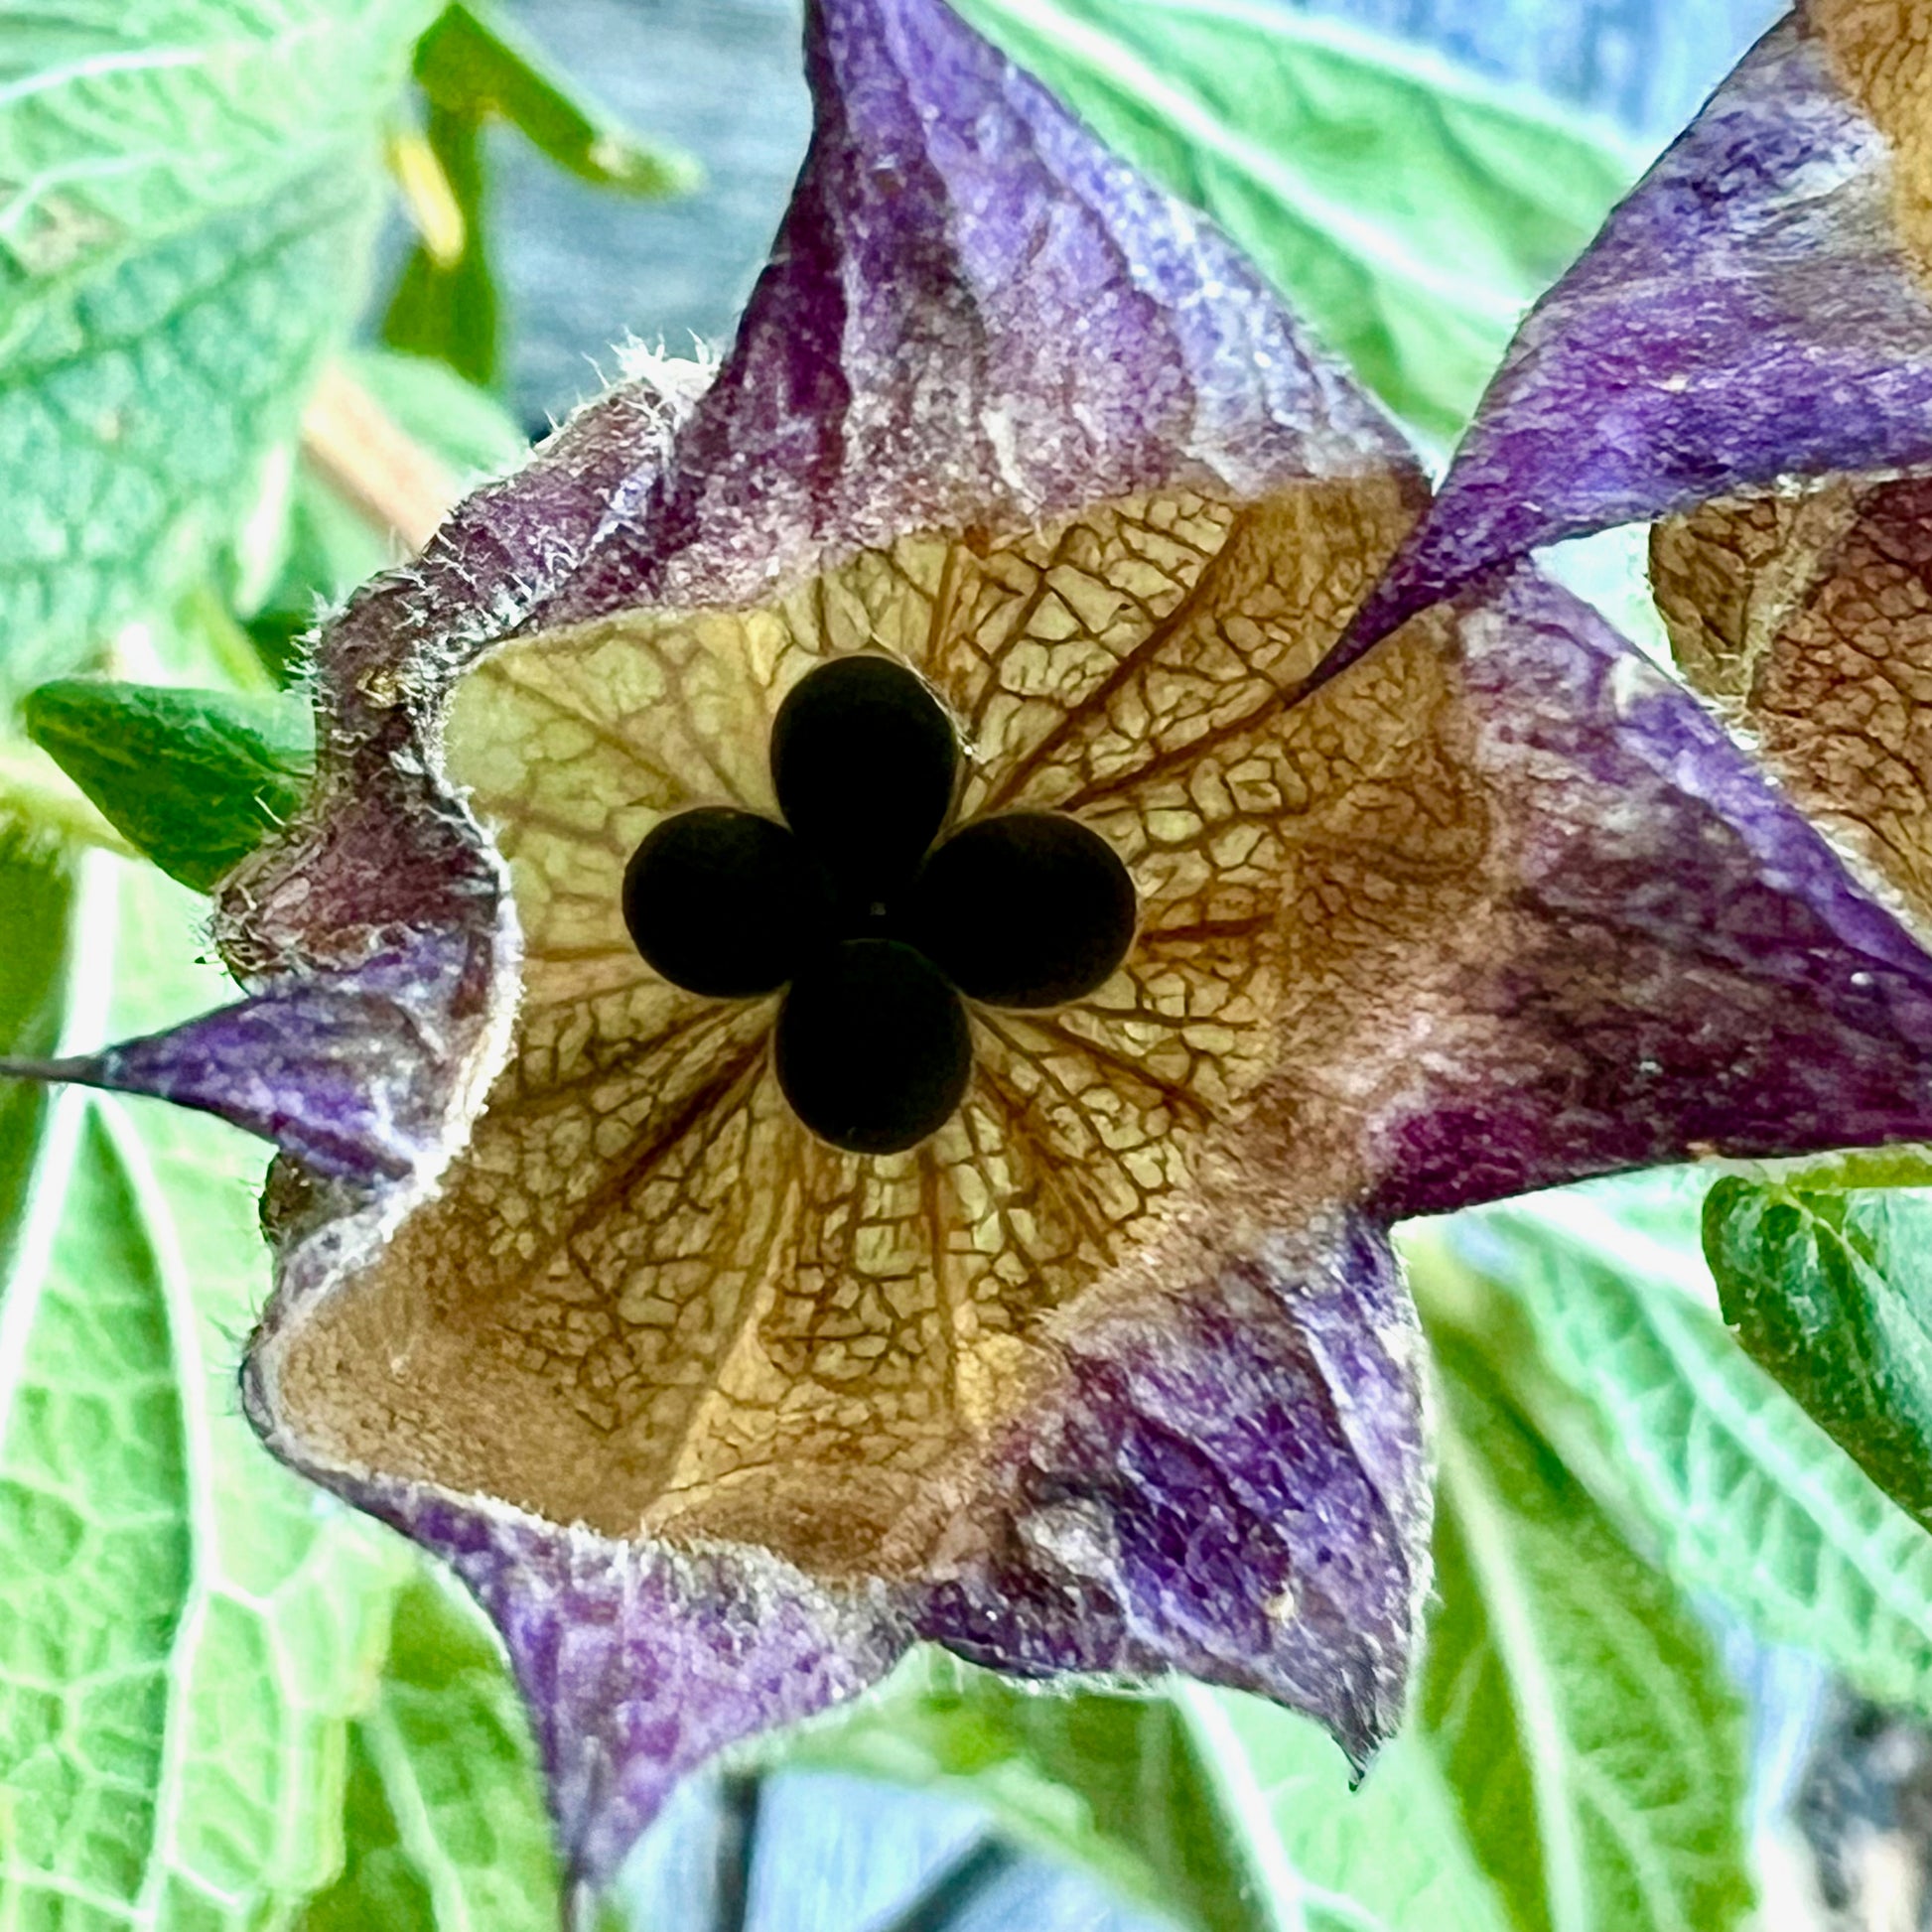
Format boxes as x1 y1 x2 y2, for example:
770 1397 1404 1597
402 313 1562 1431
1 0 437 691
1442 1190 1932 1716
1706 1175 1932 1529
24 679 312 892
0 857 413 1924
0 0 436 302
1425 1330 1753 1932
953 0 1639 442
294 1575 561 1932
1 164 383 695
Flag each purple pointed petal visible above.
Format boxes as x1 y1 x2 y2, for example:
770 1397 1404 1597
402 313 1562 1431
1370 565 1932 1219
349 1481 906 1897
915 1214 1428 1768
528 0 1421 628
3 935 483 1182
1349 18 1932 650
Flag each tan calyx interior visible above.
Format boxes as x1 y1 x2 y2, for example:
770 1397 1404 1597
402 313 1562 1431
1811 0 1932 279
1653 479 1932 932
266 478 1490 1577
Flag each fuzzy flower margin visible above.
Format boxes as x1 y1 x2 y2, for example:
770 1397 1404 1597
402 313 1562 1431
41 0 1932 1908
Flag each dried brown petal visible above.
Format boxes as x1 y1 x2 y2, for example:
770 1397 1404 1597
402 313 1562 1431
1654 480 1932 932
254 474 1448 1573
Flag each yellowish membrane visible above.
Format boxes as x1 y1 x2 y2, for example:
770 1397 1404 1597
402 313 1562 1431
272 478 1484 1574
1654 481 1932 934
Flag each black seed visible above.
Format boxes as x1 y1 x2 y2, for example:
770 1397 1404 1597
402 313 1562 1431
909 812 1137 1008
622 807 829 998
769 655 957 894
775 939 972 1155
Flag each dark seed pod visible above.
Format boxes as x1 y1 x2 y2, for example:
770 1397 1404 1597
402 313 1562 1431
622 807 830 998
910 812 1136 1007
770 655 958 896
775 938 972 1154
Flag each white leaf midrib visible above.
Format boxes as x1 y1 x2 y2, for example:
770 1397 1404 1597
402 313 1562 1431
0 843 118 1451
1436 1418 1591 1932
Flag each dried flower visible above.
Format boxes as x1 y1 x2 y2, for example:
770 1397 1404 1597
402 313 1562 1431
31 0 1932 1906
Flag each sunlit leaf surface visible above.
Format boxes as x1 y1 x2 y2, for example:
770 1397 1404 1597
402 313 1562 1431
1426 1331 1753 1932
294 1575 561 1931
0 859 412 1924
1451 1192 1932 1717
954 0 1639 440
0 838 77 1279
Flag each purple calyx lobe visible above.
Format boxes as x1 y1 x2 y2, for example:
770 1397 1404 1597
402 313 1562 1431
621 652 1136 1154
1343 20 1932 654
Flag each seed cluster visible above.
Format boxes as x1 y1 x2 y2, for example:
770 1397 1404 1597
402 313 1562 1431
621 655 1137 1153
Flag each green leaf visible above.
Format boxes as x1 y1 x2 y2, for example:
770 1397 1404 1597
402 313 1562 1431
1 0 438 690
1192 1694 1510 1932
0 836 77 1278
951 0 1639 441
297 1726 440 1931
413 1 698 196
1425 1330 1753 1932
382 102 498 389
1706 1175 1932 1528
1 163 384 696
0 855 414 1925
784 1652 1509 1932
0 0 437 304
294 1574 562 1932
783 1657 1262 1929
1433 1189 1932 1716
24 679 313 892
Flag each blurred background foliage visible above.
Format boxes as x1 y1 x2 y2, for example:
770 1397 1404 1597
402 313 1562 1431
29 2 1932 1931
